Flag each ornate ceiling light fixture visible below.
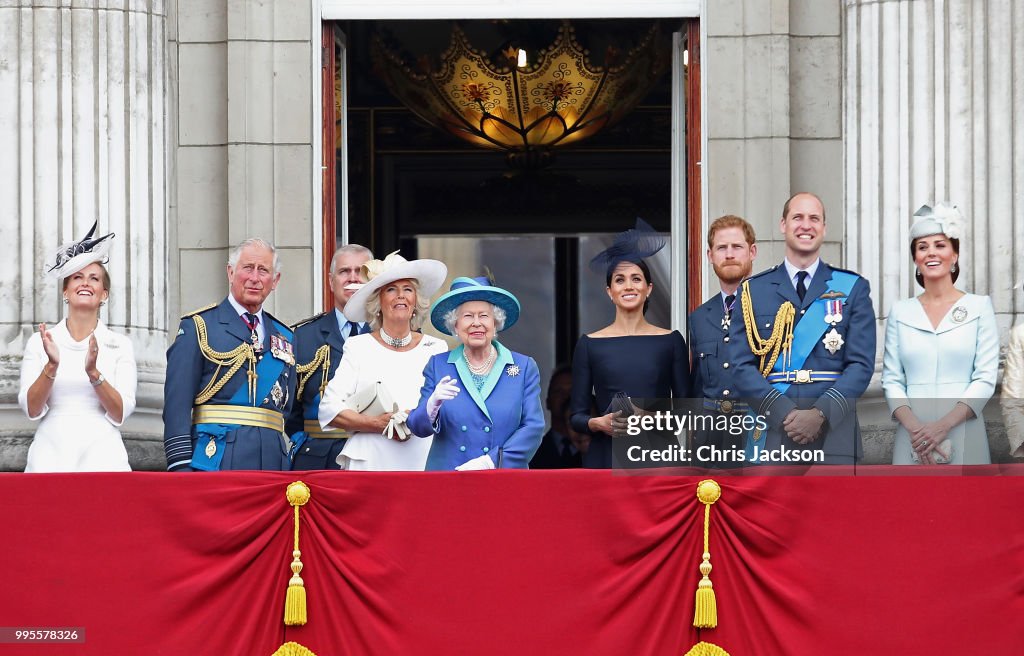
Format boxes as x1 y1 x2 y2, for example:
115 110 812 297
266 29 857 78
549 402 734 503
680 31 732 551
371 21 671 170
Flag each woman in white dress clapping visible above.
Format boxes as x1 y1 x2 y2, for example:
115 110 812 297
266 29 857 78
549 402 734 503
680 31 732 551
18 223 137 472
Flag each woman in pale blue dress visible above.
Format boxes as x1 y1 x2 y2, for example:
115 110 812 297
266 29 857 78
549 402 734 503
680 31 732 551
882 203 998 464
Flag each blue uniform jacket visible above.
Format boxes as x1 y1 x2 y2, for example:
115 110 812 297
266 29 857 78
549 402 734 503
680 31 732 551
286 311 346 436
407 343 544 470
163 298 296 471
727 262 876 461
689 294 738 401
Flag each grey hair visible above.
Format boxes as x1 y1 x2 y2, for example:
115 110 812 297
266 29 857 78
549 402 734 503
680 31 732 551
364 278 431 331
442 302 506 339
330 244 373 275
228 238 280 273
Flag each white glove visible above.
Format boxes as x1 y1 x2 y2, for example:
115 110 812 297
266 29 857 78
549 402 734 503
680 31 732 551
455 454 495 471
383 408 411 441
427 375 460 422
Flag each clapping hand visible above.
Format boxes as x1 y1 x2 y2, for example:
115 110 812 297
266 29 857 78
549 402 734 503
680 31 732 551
84 333 100 376
39 323 60 367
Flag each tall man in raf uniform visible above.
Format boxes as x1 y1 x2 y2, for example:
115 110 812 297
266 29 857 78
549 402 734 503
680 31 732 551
688 215 757 465
163 238 297 471
729 193 876 464
287 244 373 470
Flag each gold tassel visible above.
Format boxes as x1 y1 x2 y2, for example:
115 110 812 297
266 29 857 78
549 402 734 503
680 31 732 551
693 479 722 629
284 481 311 626
272 641 318 656
684 641 730 656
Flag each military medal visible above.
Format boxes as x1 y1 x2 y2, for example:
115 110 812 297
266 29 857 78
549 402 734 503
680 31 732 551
951 306 967 323
205 438 217 458
824 299 844 326
721 294 737 331
270 380 285 408
823 328 845 354
270 335 296 365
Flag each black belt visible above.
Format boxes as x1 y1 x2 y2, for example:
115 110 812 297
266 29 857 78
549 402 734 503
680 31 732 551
702 399 749 414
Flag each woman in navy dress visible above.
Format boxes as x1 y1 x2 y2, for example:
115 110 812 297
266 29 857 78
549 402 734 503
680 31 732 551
570 220 690 468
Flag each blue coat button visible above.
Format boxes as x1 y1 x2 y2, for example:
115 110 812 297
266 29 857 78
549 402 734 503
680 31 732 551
459 445 467 452
461 425 467 432
482 447 490 453
483 426 490 433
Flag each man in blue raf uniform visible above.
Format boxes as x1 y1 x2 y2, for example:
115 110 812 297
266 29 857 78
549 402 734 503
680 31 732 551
688 215 757 465
729 193 876 464
287 244 372 470
163 238 297 471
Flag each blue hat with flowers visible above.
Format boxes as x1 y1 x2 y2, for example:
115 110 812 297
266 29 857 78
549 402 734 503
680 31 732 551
430 276 521 335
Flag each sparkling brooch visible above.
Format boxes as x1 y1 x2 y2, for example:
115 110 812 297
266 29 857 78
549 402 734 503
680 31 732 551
506 364 521 377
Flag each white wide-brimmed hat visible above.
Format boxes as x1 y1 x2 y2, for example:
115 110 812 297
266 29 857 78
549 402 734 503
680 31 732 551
45 221 115 280
344 250 448 322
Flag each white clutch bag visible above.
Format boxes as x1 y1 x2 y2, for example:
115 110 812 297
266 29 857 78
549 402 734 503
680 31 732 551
343 382 412 441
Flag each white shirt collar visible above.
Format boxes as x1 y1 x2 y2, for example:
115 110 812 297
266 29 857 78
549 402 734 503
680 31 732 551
227 294 266 343
783 258 821 288
335 308 363 335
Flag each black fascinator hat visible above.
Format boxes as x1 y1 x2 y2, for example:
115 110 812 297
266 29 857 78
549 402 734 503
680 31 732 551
589 218 666 277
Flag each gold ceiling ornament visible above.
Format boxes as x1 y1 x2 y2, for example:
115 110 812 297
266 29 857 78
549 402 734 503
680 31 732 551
284 481 312 626
371 21 670 169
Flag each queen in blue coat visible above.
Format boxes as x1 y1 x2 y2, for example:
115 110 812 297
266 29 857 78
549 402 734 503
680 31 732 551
407 277 544 470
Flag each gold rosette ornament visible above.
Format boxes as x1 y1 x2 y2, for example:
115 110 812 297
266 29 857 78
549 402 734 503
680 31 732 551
284 481 311 626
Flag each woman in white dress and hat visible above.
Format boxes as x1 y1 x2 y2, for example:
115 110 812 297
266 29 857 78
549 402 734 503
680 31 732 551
318 251 448 470
406 276 544 470
882 203 998 464
18 222 138 472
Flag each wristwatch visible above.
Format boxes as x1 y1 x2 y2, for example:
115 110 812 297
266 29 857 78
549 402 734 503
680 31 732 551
90 373 105 387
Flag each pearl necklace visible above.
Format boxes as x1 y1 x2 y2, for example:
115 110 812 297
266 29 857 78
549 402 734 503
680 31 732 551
464 345 496 375
380 327 412 348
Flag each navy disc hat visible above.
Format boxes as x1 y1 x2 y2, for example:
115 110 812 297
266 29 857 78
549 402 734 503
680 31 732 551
430 277 521 335
589 217 665 276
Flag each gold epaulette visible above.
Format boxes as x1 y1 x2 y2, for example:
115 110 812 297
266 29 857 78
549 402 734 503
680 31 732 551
292 311 329 331
191 314 258 405
740 279 796 377
296 344 331 398
180 303 218 320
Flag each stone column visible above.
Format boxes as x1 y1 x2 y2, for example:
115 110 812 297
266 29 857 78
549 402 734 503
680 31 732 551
845 0 1024 330
845 0 1024 461
0 0 168 470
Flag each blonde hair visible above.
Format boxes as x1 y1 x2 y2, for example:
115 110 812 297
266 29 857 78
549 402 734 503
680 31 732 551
364 279 431 331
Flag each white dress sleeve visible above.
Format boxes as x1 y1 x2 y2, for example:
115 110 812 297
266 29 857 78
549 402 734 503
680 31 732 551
17 331 48 420
105 332 138 427
1001 325 1024 458
318 337 363 430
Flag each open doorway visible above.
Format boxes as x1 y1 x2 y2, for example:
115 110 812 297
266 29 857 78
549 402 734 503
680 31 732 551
321 17 700 398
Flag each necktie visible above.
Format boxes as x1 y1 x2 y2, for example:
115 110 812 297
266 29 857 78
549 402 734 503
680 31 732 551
796 271 808 302
243 313 260 349
348 322 362 339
